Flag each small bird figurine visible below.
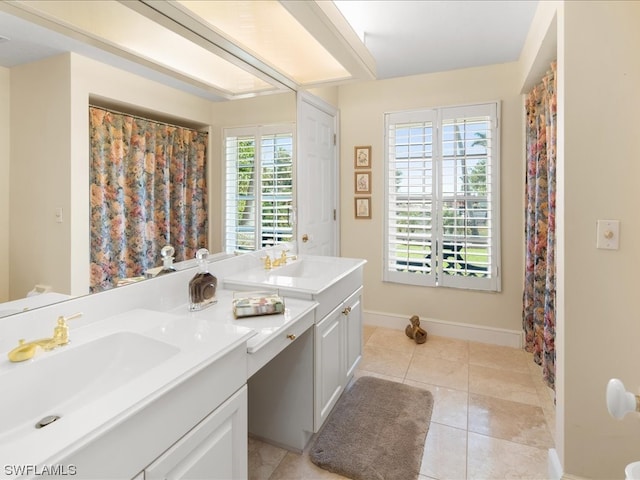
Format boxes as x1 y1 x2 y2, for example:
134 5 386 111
405 315 427 344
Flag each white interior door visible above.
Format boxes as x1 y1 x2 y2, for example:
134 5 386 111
296 93 338 256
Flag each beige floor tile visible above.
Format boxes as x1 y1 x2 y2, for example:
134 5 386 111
366 326 417 353
533 380 557 444
359 344 413 379
353 369 402 384
407 354 469 391
250 330 557 480
413 335 469 363
468 394 554 449
405 379 469 430
467 432 548 480
362 324 376 344
469 341 530 373
248 436 288 480
268 451 347 480
469 364 540 406
526 354 543 377
420 422 467 480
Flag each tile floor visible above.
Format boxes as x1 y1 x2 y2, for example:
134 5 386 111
249 325 555 480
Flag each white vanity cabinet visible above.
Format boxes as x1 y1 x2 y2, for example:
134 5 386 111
61 343 249 480
145 386 247 480
344 288 363 380
314 287 362 429
223 255 366 449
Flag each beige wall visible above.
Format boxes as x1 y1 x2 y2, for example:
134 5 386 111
560 1 640 477
337 63 525 332
0 67 8 302
10 55 72 299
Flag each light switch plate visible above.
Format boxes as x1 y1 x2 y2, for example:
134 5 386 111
596 219 620 250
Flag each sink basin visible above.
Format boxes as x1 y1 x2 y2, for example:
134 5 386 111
271 261 306 277
269 258 328 278
270 257 347 279
0 332 179 440
224 255 366 296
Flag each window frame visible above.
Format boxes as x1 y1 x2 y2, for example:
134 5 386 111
383 102 501 292
223 123 295 253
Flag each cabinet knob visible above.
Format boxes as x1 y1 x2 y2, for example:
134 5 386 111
342 306 352 315
301 234 309 243
286 334 296 341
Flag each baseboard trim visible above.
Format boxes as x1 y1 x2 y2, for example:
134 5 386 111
548 448 589 480
549 448 563 480
363 310 524 348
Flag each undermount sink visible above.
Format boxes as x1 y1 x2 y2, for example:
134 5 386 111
0 331 179 440
269 258 322 278
224 255 366 296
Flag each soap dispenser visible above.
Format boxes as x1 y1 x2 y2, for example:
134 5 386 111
189 248 217 311
156 245 177 276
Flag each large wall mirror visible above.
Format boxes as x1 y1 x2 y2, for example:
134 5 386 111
0 3 298 318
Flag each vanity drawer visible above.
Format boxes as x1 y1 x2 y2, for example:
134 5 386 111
247 309 315 378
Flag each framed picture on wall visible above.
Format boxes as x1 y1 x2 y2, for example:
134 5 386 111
355 171 371 194
354 146 371 169
355 197 371 219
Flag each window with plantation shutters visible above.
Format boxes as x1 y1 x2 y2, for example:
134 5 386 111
224 124 294 253
384 103 500 291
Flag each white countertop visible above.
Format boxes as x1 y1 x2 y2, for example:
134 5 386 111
223 255 366 295
0 253 360 476
0 308 254 470
172 289 318 354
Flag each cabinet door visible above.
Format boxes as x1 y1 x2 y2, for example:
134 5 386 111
145 386 247 480
344 291 362 381
314 306 345 430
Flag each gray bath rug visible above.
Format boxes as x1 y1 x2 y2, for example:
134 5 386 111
310 376 433 480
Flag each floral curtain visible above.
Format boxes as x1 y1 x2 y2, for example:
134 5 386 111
89 107 208 292
523 62 557 390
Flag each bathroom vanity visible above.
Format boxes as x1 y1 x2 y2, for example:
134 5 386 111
0 253 365 479
225 255 365 446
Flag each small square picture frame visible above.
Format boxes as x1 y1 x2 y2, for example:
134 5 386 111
355 171 371 194
354 146 371 169
355 197 371 219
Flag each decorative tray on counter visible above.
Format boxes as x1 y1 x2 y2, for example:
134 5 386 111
232 291 285 318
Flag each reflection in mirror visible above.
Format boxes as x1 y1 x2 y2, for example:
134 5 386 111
88 106 209 293
2 13 296 317
223 125 295 254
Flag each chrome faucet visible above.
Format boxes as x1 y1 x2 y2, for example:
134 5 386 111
7 312 83 362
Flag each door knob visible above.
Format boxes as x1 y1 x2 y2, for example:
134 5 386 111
302 234 309 243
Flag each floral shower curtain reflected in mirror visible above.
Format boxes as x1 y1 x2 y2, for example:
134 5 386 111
89 107 208 293
523 62 557 391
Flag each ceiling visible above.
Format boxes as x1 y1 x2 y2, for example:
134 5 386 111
0 0 539 97
334 0 539 79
